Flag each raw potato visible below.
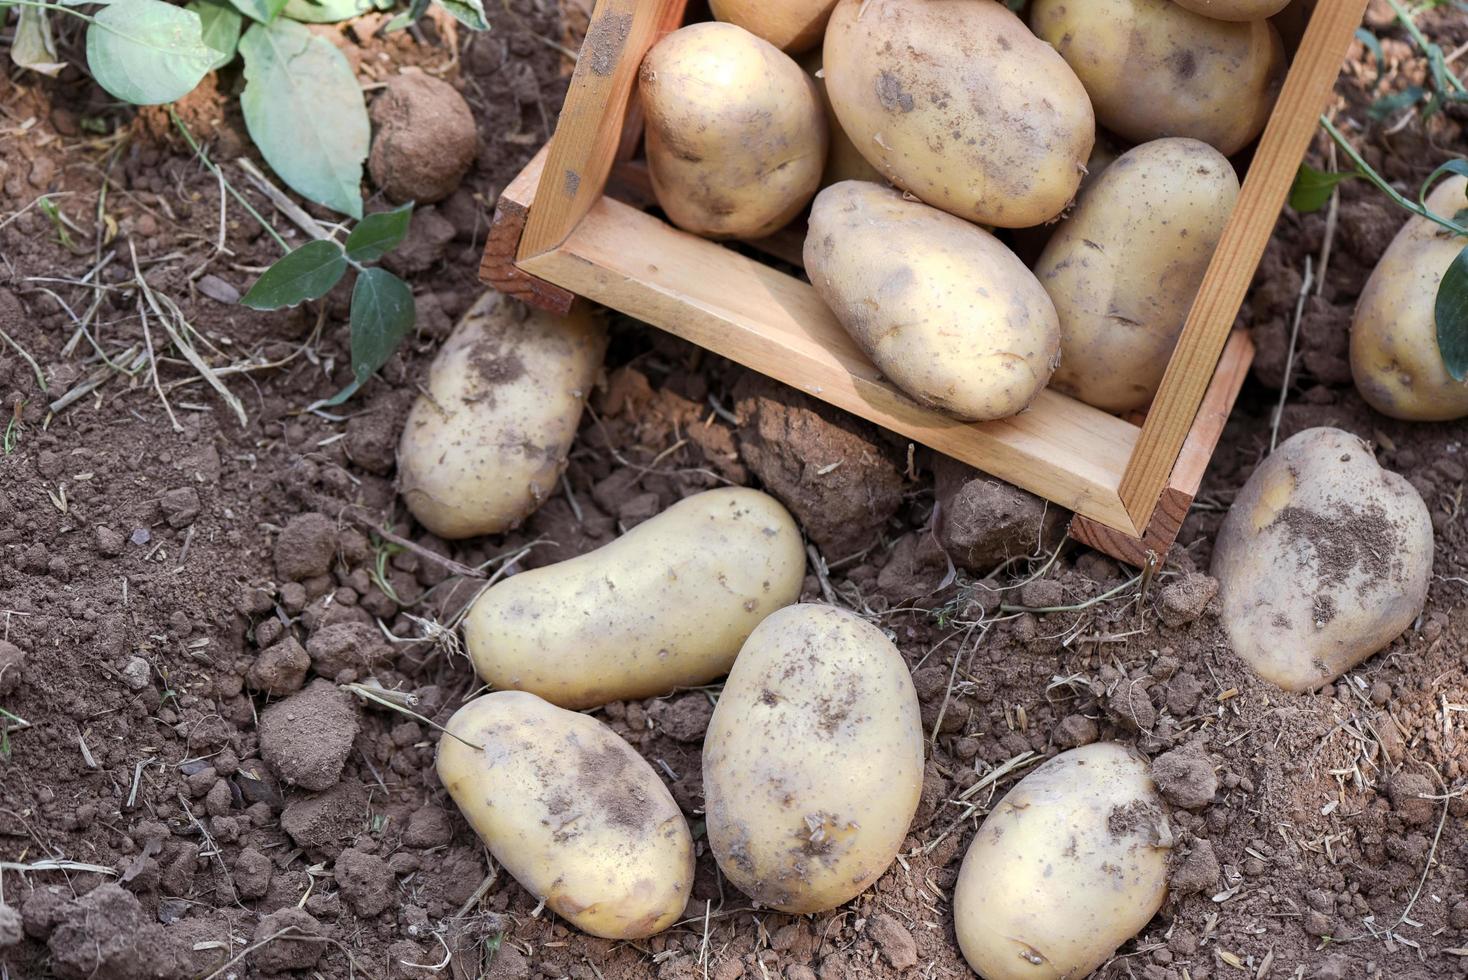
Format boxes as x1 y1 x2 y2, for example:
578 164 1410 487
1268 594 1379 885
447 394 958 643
823 0 1094 228
798 49 885 189
710 0 836 53
397 293 606 539
953 743 1171 980
1036 138 1240 413
438 692 693 939
804 181 1060 421
1350 176 1468 421
1211 427 1433 692
640 23 827 239
703 604 922 913
1032 0 1285 156
1171 0 1291 20
463 488 805 710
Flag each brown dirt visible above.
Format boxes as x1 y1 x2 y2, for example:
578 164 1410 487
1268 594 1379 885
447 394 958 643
2 2 1468 980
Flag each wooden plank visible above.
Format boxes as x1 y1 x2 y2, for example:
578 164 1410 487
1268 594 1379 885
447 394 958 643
614 0 688 162
1117 0 1367 530
519 193 1144 535
519 0 681 259
479 145 576 314
1071 331 1256 567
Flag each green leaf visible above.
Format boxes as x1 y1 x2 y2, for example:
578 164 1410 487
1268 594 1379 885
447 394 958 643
240 239 347 309
319 268 414 406
1288 163 1358 214
1420 159 1468 210
1436 245 1468 382
385 0 430 32
14 6 66 77
1369 85 1425 119
432 0 487 31
239 19 369 218
345 203 414 262
282 0 388 23
1355 27 1385 91
187 0 242 69
227 0 287 23
86 0 217 105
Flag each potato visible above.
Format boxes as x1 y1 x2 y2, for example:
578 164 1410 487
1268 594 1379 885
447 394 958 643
703 604 922 913
953 743 1171 980
804 181 1061 421
463 488 805 709
438 692 693 938
1172 0 1291 20
397 293 606 539
797 49 885 189
640 23 827 239
710 0 835 53
1350 176 1468 421
1036 138 1240 413
1211 427 1433 692
1032 0 1285 156
823 0 1094 228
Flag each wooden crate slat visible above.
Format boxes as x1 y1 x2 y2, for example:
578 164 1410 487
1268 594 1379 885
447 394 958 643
479 145 577 314
1116 0 1370 530
518 192 1144 535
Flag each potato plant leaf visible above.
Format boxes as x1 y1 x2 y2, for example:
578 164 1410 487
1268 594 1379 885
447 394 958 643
318 268 414 406
344 203 413 262
86 0 218 105
1421 159 1468 211
1355 28 1385 91
385 0 430 32
433 0 488 31
1369 85 1425 119
239 19 369 218
14 6 66 77
1288 164 1357 214
187 0 243 70
241 239 347 309
1437 246 1468 382
227 0 287 23
282 0 388 23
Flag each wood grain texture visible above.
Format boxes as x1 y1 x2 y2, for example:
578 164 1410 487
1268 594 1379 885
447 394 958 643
519 0 681 258
1071 332 1256 567
478 145 576 314
518 193 1144 534
614 0 688 162
1117 0 1368 530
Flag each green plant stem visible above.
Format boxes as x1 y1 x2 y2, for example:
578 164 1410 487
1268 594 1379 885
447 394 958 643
1320 115 1468 237
1386 0 1468 94
5 0 97 22
168 108 291 254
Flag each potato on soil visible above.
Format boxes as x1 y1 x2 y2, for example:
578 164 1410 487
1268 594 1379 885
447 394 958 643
1350 175 1468 421
1036 138 1239 413
703 604 922 914
822 0 1094 228
438 692 693 939
368 72 477 205
1171 0 1291 19
463 487 805 710
1032 0 1285 156
640 23 827 240
397 293 606 539
953 742 1171 980
710 0 836 53
1211 427 1433 692
804 181 1060 421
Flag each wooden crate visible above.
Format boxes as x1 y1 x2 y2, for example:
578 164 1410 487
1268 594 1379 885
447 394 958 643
480 0 1367 568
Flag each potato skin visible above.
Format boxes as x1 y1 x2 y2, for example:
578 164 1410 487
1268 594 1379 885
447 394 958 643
1350 176 1468 421
397 293 606 539
463 488 805 710
1032 0 1285 156
640 23 827 239
804 181 1060 421
1172 0 1291 20
709 0 835 53
823 0 1094 228
1036 138 1239 413
703 604 922 913
953 743 1171 980
438 692 693 939
797 49 885 189
1211 427 1433 692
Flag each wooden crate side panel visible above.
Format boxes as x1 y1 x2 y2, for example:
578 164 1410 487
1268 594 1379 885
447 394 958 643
1117 0 1369 530
519 194 1145 534
479 146 577 314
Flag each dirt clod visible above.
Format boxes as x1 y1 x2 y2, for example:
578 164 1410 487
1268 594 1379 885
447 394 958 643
247 637 310 695
260 680 360 791
252 907 326 974
0 640 24 696
369 72 478 204
867 913 918 970
1156 572 1219 627
0 904 21 948
1170 839 1221 896
274 513 338 582
336 847 394 917
934 456 1065 572
1152 745 1218 810
1386 772 1436 826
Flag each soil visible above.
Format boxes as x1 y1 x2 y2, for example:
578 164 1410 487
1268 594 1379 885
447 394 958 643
2 1 1468 979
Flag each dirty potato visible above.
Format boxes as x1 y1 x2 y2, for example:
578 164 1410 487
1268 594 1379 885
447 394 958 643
1350 176 1468 421
397 293 606 539
463 488 805 710
798 48 885 189
954 743 1171 980
703 604 923 913
1032 0 1285 156
1172 0 1292 20
804 181 1060 421
640 23 827 239
822 0 1094 228
1211 427 1433 692
438 692 693 939
1036 138 1239 413
710 0 836 53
